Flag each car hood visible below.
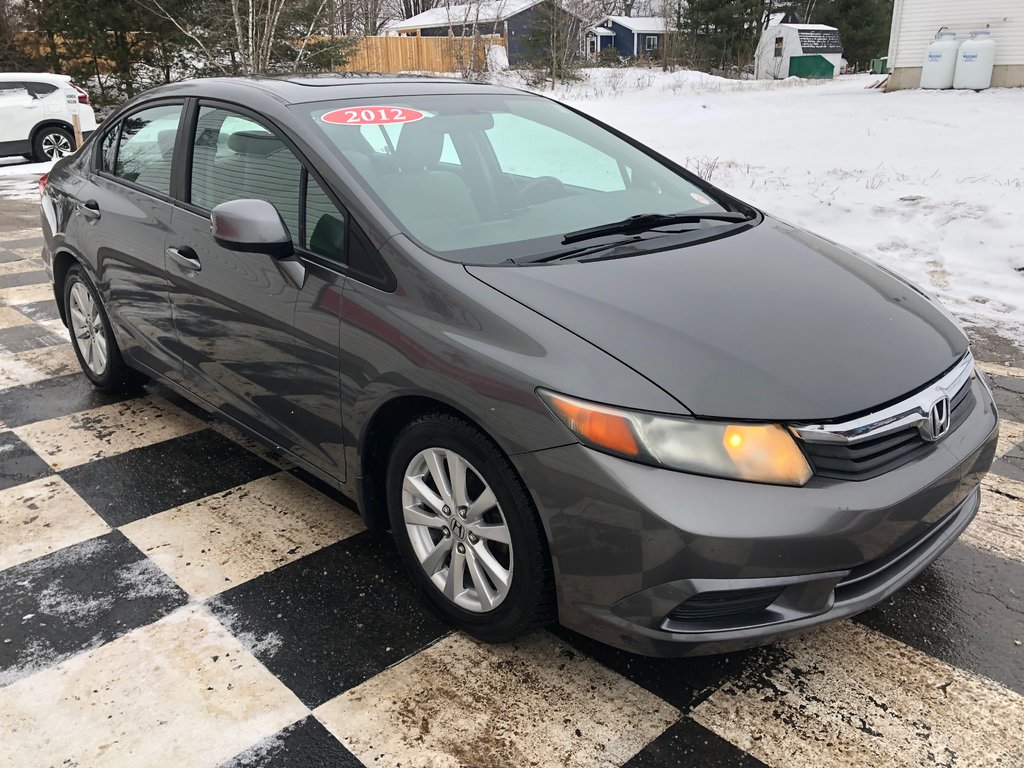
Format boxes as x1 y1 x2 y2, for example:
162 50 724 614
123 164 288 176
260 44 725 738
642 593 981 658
466 217 968 421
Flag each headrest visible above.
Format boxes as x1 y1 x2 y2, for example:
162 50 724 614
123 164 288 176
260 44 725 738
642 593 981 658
157 129 176 157
394 119 444 172
228 130 284 156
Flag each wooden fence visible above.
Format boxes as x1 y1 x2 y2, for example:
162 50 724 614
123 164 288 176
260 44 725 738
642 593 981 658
340 35 505 74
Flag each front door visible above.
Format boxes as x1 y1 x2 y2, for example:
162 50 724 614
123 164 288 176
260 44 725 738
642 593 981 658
167 104 347 481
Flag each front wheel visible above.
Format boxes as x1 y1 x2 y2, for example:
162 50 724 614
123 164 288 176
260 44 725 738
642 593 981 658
63 265 145 392
387 412 555 642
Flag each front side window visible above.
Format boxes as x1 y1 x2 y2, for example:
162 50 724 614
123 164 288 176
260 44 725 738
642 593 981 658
190 106 302 244
113 103 183 196
302 94 739 263
646 35 658 51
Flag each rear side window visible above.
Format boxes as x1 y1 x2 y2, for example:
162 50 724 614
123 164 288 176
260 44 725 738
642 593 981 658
113 104 183 196
190 106 302 245
25 82 58 98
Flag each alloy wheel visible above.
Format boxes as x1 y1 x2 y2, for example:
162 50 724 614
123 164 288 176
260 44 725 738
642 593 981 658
41 132 73 160
68 281 108 376
402 448 513 612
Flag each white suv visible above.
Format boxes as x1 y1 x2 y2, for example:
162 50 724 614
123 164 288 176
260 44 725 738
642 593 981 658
0 73 98 162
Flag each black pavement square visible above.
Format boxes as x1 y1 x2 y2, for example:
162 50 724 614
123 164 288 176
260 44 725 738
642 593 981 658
0 373 135 428
0 269 49 289
15 299 62 324
549 623 762 714
61 427 280 526
0 323 64 354
625 718 769 768
219 716 361 768
0 530 189 685
0 250 21 263
856 541 1024 695
208 531 451 708
0 430 52 491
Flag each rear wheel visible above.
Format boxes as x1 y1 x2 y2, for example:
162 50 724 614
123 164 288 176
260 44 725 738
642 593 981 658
387 412 555 642
32 126 75 162
63 265 145 391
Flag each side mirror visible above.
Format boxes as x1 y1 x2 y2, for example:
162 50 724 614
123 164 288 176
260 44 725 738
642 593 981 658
210 199 294 259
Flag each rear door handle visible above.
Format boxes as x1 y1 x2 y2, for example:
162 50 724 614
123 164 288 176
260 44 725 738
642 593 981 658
76 199 100 221
166 246 201 272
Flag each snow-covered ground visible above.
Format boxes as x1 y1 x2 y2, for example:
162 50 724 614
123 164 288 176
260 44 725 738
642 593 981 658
0 157 53 201
507 69 1023 341
2 70 1021 341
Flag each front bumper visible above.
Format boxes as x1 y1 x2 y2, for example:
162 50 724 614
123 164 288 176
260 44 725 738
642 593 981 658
515 376 999 656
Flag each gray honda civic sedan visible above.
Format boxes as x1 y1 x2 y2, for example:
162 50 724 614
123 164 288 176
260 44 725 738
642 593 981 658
39 75 998 656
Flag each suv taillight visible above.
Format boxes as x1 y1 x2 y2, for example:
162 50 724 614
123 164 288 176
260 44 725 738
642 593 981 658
73 84 89 105
38 173 49 200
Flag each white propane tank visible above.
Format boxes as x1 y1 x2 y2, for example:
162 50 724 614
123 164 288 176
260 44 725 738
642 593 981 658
920 30 959 89
954 30 996 90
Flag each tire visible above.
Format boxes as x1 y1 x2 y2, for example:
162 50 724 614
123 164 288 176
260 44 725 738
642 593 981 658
63 265 146 392
386 412 555 642
32 126 75 162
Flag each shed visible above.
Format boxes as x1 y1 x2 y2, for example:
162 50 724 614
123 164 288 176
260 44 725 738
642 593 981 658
387 0 582 65
754 23 843 80
886 0 1024 89
586 16 668 59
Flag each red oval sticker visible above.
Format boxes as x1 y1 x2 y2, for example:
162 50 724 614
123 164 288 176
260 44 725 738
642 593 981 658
321 106 426 126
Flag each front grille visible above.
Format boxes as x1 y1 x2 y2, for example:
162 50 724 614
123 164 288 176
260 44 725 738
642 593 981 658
666 586 784 623
801 379 973 481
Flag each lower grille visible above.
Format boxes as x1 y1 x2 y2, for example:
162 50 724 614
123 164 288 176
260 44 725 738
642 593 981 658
666 586 784 623
801 378 973 481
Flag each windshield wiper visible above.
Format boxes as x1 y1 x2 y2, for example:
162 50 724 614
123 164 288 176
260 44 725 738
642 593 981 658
506 236 650 265
561 211 752 245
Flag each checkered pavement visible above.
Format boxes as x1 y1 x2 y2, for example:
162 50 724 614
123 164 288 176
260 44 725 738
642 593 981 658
1 224 1023 768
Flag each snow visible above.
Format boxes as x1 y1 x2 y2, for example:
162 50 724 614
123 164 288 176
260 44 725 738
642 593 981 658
387 0 537 32
508 69 1023 341
0 157 53 201
602 16 668 34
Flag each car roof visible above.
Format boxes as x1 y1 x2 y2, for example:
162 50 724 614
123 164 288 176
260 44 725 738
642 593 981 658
139 73 527 106
0 72 72 84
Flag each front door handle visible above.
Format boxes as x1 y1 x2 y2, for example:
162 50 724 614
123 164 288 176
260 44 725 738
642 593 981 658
166 246 201 272
76 199 100 221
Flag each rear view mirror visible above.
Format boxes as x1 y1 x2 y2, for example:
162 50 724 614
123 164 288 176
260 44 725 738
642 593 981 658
210 199 294 259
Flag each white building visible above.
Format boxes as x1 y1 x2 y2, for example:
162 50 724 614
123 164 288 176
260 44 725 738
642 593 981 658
887 0 1024 89
754 23 843 80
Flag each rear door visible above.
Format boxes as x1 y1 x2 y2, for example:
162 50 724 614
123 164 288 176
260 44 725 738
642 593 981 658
0 81 38 146
67 101 185 381
167 102 347 481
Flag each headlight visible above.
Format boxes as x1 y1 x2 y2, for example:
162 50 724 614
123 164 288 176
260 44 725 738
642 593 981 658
539 390 812 487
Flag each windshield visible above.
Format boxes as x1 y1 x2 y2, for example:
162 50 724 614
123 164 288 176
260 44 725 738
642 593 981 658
299 93 751 264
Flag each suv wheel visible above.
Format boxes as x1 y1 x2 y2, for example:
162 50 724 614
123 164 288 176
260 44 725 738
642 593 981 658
63 265 146 391
387 412 555 642
33 127 75 162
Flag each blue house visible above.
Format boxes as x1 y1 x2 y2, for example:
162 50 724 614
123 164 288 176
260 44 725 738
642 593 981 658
586 16 668 59
388 0 585 66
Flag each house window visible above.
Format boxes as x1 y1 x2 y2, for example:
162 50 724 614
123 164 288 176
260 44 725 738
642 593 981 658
646 35 658 51
774 36 784 57
588 38 597 55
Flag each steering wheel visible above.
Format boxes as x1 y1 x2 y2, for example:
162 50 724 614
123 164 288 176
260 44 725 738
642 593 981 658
511 176 567 210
